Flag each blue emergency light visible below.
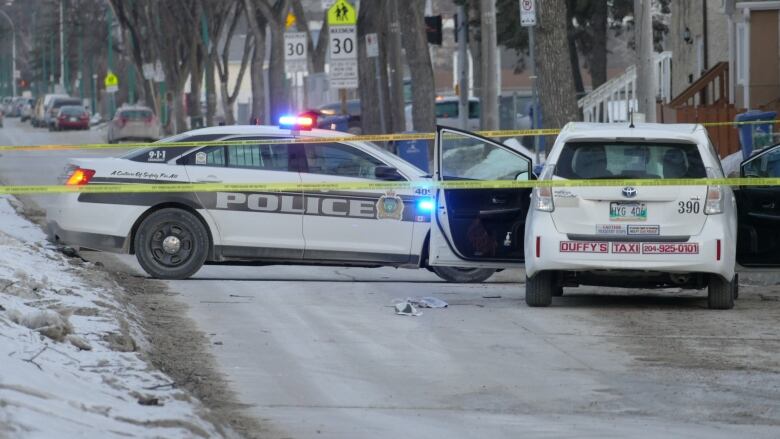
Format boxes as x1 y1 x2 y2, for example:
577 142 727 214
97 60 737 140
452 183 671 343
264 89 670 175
279 115 314 131
417 198 434 213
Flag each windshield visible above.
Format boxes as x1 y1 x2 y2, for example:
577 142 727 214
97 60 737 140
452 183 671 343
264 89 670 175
61 106 86 115
554 141 706 180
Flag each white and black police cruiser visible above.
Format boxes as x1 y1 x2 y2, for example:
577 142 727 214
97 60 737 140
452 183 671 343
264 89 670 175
48 117 535 282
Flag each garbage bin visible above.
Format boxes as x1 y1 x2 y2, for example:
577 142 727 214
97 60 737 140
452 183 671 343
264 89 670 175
396 133 430 172
736 110 776 159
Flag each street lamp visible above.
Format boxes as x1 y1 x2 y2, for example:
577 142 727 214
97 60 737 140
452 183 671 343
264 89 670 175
0 9 16 96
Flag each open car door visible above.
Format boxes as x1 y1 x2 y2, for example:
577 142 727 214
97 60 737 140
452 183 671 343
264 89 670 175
429 126 534 269
737 143 780 267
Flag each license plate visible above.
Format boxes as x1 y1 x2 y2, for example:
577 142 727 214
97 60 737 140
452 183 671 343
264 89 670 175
70 117 77 122
610 202 647 221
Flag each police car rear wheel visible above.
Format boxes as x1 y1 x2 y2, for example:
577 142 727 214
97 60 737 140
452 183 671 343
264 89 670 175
431 266 495 283
526 272 553 307
135 209 209 280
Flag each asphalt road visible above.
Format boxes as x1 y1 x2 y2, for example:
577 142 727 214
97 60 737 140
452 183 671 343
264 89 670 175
2 119 780 438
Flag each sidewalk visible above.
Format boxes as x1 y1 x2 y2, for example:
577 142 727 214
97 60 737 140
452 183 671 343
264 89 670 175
0 195 227 438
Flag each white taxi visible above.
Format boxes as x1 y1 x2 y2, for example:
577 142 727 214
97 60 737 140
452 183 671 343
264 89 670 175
428 123 741 309
47 120 517 283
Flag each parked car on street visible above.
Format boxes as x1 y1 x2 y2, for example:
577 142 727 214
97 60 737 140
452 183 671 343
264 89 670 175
53 105 90 131
20 98 35 122
46 97 83 130
32 94 68 127
107 105 162 143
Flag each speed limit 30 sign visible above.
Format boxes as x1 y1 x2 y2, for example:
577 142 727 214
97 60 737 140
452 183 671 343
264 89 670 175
328 3 358 90
284 31 307 62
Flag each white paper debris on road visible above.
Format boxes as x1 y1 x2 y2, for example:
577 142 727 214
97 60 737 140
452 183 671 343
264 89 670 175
394 301 423 316
0 196 223 438
408 297 448 309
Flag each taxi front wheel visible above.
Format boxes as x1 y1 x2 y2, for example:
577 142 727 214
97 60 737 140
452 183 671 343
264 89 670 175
134 208 209 280
525 272 553 307
431 266 495 283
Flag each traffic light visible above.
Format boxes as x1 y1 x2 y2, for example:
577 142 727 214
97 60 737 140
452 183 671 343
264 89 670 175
425 15 443 45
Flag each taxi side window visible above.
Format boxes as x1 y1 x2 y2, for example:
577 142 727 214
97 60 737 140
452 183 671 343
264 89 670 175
743 147 780 177
303 143 385 179
227 144 290 171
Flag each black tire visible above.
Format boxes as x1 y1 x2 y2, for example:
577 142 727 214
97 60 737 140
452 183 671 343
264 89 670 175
134 208 209 280
432 266 495 283
708 274 735 310
552 285 564 297
526 272 554 307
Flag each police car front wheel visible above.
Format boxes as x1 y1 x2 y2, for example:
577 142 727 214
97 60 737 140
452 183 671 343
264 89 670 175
431 266 495 283
134 208 209 280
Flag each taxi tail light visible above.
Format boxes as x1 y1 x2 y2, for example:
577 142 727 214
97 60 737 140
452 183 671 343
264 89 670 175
534 186 554 212
716 239 721 261
65 168 96 186
535 236 541 258
704 185 724 215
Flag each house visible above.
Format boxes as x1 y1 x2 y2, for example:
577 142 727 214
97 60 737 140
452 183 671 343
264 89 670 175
663 0 780 156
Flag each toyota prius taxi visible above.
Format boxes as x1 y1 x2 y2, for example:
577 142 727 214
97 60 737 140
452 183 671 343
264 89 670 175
428 123 747 309
47 118 526 283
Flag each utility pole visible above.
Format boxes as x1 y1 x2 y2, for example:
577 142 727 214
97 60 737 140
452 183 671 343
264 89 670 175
386 0 405 132
480 0 498 130
634 0 656 122
520 0 540 162
59 0 65 90
0 11 16 96
457 5 469 130
107 7 115 119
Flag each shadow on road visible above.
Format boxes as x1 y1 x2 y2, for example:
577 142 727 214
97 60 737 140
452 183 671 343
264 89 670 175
553 293 707 309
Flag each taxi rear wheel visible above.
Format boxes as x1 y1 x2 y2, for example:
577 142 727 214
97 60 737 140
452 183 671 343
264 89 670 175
134 209 209 280
526 272 553 307
708 274 735 310
431 266 495 283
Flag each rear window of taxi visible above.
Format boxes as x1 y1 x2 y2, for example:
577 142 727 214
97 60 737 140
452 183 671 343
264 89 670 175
554 142 707 180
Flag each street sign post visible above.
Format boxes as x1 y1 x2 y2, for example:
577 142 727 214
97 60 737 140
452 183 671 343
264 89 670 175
327 0 358 90
104 71 119 93
365 33 385 133
520 0 536 27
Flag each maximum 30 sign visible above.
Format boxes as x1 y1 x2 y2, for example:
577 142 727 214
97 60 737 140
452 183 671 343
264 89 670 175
329 25 356 60
284 32 307 62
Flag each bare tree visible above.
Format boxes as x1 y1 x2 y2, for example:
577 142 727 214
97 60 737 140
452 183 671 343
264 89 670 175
290 0 328 73
535 0 579 138
212 1 254 124
399 0 435 135
244 0 290 123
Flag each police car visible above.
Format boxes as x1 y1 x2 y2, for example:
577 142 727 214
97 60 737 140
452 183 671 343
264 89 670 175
48 119 518 283
429 122 751 309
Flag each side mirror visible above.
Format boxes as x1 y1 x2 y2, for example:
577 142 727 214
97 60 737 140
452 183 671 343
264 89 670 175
375 165 405 181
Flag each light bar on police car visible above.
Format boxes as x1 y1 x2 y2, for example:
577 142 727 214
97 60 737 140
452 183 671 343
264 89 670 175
279 115 314 131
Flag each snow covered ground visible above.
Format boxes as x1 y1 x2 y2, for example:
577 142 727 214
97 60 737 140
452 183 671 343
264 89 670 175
0 195 225 438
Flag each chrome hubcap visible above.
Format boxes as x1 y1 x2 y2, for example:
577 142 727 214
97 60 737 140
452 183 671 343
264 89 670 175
162 236 181 254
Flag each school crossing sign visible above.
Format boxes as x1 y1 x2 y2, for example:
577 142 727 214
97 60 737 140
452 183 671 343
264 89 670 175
327 0 357 89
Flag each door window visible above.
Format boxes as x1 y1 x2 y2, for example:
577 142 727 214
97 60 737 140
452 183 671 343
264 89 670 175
435 102 458 118
182 146 226 167
440 131 530 181
227 143 291 171
303 143 386 179
742 146 780 177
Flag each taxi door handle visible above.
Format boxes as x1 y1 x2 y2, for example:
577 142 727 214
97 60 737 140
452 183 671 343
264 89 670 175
762 202 775 209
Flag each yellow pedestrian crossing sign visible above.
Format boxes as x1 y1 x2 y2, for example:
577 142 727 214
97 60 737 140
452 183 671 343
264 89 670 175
327 0 356 26
104 71 119 93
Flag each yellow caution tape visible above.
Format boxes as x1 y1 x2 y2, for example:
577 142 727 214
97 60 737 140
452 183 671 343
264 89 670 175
0 119 775 153
4 177 780 196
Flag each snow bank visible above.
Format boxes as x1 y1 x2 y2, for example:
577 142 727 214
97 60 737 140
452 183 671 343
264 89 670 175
0 196 223 438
